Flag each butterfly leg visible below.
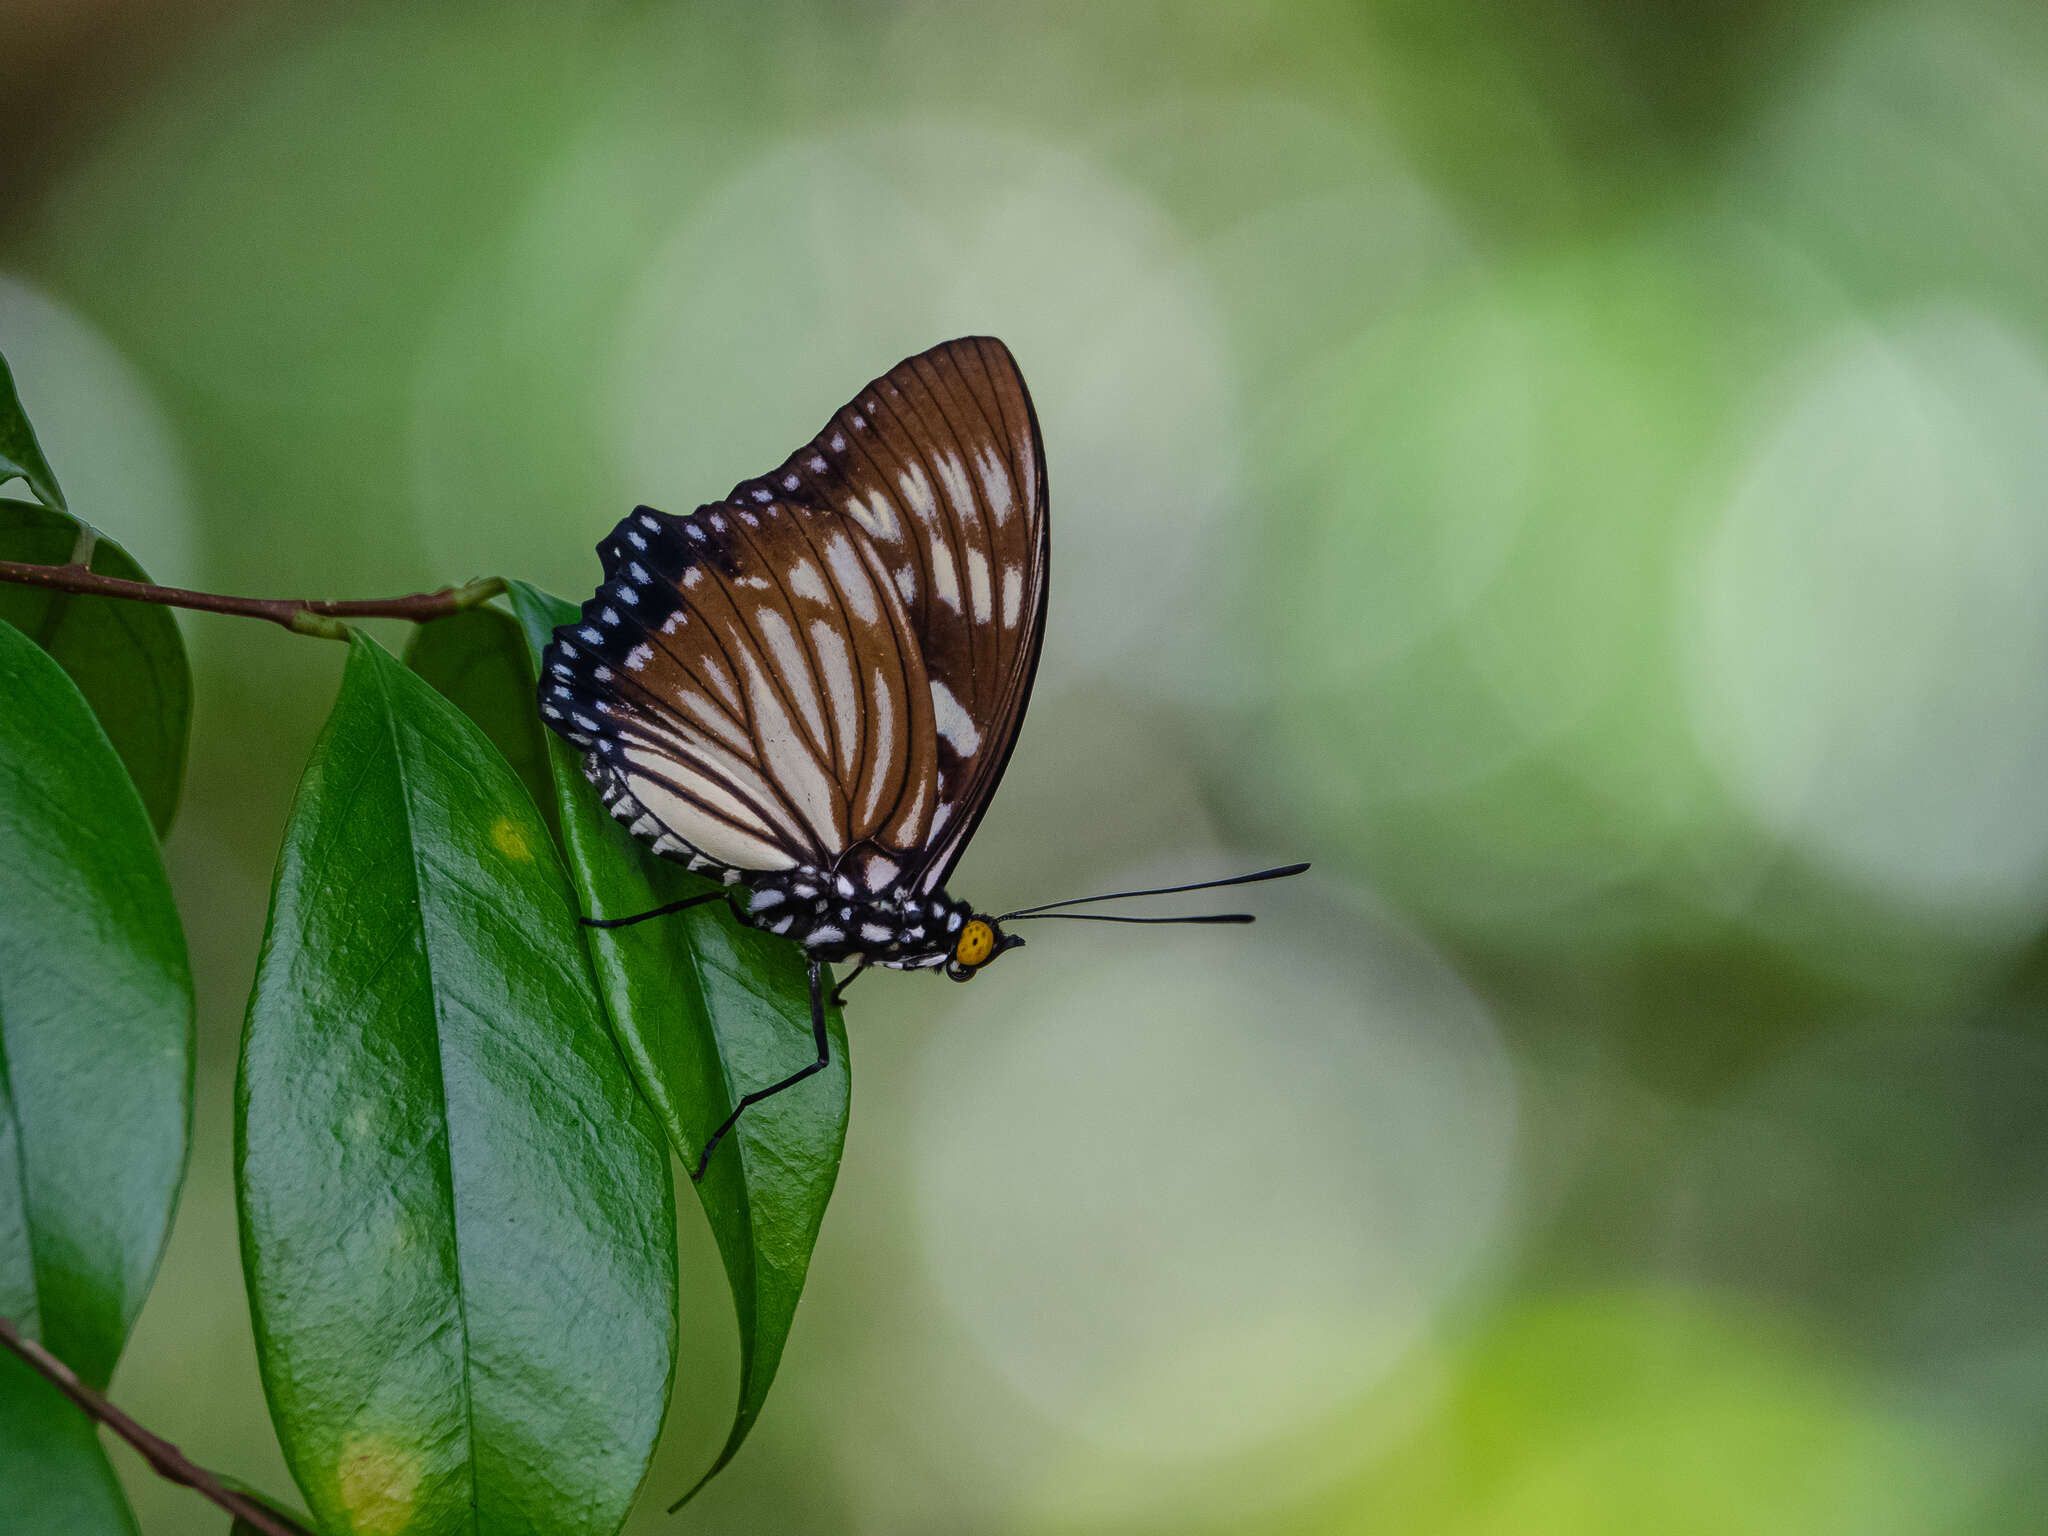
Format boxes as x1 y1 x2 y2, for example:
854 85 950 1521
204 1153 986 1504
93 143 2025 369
580 891 726 929
691 958 832 1183
827 959 870 1008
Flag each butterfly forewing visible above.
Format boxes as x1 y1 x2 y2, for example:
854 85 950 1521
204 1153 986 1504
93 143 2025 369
729 337 1049 891
544 336 1048 897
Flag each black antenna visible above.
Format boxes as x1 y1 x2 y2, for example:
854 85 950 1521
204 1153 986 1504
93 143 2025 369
1004 911 1256 925
999 861 1307 922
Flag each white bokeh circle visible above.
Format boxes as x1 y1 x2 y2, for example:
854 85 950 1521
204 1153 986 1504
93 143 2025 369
911 875 1514 1467
606 122 1240 700
1684 306 2048 930
0 273 194 585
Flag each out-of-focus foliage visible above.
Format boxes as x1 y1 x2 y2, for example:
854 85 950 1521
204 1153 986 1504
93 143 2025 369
7 0 2048 1530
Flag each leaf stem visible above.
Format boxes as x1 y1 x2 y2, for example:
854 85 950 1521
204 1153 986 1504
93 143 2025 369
0 559 505 640
0 1314 318 1536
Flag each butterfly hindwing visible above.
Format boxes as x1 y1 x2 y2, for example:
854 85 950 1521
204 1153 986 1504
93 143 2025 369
543 336 1049 897
546 500 938 879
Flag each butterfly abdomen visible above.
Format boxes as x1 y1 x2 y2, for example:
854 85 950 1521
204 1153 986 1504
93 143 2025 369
736 867 968 966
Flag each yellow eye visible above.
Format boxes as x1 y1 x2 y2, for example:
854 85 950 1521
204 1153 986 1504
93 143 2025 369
955 919 995 967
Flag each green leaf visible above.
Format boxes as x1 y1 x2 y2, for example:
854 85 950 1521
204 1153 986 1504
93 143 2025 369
0 500 192 835
0 618 191 1533
237 633 675 1536
228 1516 312 1536
503 580 849 1498
0 349 66 513
403 605 560 849
218 1474 321 1536
0 1352 139 1536
228 1515 320 1536
0 618 193 1382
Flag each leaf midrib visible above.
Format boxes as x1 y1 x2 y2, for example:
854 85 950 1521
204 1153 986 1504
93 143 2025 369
370 651 481 1534
0 1009 43 1343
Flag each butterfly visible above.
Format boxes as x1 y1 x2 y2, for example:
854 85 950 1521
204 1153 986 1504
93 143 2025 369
539 336 1303 1178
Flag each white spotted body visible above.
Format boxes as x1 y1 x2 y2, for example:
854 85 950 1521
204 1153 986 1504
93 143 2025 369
736 868 971 968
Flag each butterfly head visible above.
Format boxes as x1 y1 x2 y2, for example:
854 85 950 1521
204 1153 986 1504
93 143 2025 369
945 915 1024 982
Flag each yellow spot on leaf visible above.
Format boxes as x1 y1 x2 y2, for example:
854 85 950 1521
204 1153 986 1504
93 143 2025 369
335 1434 425 1536
490 817 530 862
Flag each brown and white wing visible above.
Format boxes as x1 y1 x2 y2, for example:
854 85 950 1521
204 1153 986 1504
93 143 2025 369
726 336 1050 892
540 498 942 888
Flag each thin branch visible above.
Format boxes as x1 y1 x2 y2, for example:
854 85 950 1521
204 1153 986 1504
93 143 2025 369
0 559 506 640
0 1315 319 1536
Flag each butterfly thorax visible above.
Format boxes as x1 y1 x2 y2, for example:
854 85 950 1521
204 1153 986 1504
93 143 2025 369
735 867 971 970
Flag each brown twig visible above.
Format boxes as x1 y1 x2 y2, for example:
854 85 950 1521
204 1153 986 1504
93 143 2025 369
0 559 505 640
0 1315 318 1536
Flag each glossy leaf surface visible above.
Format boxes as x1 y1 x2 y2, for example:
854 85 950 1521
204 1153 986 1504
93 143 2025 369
503 581 849 1494
0 619 191 1534
0 618 193 1381
0 348 65 512
237 634 674 1536
0 500 192 835
0 1353 139 1536
403 605 560 847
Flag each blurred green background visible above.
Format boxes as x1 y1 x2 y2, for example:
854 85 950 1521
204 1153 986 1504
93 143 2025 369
7 0 2048 1531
